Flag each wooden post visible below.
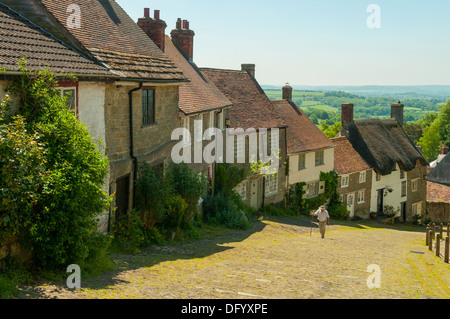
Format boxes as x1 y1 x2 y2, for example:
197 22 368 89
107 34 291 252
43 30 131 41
432 223 436 239
436 234 441 257
426 226 430 245
429 230 433 251
445 237 449 263
447 224 449 237
440 223 443 239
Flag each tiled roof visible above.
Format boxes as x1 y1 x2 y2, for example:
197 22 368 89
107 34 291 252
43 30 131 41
427 181 450 203
164 36 231 114
0 2 111 76
428 153 450 186
272 99 334 154
3 0 186 82
344 118 428 175
200 68 286 130
330 136 371 175
90 48 186 82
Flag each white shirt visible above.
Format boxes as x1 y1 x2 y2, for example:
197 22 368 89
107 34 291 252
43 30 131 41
313 209 330 222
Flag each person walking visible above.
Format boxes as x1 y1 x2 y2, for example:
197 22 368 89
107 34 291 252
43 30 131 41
311 205 330 239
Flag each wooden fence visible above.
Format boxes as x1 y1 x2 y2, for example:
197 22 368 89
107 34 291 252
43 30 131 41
425 223 450 263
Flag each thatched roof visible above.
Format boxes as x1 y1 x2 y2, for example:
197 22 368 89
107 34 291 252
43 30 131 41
428 154 450 186
345 118 428 175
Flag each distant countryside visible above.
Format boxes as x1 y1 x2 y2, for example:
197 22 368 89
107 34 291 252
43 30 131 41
264 86 447 125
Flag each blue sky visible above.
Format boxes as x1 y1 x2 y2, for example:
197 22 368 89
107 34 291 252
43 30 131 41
117 0 450 86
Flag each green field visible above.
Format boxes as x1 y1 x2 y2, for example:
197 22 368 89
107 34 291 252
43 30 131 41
264 88 443 124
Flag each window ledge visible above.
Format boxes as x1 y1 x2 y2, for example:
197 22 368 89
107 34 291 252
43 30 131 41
265 191 280 198
142 122 157 128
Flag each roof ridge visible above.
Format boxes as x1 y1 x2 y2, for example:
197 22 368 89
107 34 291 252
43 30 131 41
199 67 246 74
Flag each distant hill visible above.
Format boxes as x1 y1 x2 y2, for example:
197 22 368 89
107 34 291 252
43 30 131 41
263 87 446 124
261 85 450 99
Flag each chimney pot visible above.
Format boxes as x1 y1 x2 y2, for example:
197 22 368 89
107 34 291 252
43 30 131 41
282 83 293 101
341 103 354 133
391 100 404 126
442 146 449 155
137 10 167 52
241 64 256 78
171 18 195 61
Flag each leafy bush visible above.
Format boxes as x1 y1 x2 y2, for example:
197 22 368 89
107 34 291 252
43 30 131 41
133 162 208 240
203 191 253 230
111 210 145 254
327 191 349 220
164 162 208 227
1 60 111 269
262 204 294 217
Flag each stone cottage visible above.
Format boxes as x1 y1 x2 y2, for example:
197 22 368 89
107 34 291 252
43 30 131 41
331 136 372 219
137 10 233 194
427 152 450 223
1 0 188 232
340 102 428 223
271 84 335 202
200 65 288 209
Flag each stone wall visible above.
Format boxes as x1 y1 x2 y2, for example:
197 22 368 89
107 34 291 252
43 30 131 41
426 202 450 224
0 236 32 270
338 169 373 219
406 162 428 223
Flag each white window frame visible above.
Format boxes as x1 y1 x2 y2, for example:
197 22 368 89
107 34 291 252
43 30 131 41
209 111 215 129
412 179 419 192
305 180 320 198
265 173 279 196
315 150 324 167
195 114 203 142
359 171 366 184
341 175 349 188
298 153 306 171
357 190 365 204
401 181 407 197
235 135 245 160
234 181 247 200
58 87 77 111
412 201 422 216
182 117 191 146
218 111 224 130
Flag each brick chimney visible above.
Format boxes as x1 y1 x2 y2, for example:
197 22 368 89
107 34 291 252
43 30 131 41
282 83 293 101
341 103 354 132
241 64 255 78
442 145 449 155
171 18 195 61
137 9 167 52
391 100 404 126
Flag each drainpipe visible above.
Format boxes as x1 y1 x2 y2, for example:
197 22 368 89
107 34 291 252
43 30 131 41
128 82 143 208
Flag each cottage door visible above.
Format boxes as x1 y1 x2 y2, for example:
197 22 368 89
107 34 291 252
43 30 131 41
401 202 407 223
377 189 384 214
347 193 355 217
250 179 259 209
115 175 130 222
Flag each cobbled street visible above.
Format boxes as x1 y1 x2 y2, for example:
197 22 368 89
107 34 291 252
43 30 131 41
15 216 450 299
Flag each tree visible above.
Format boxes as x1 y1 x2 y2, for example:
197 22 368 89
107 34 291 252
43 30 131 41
1 60 111 269
418 121 442 162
